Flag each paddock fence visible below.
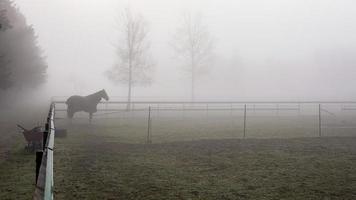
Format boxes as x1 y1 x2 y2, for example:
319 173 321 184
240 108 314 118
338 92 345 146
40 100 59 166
33 103 55 200
27 100 356 199
53 100 356 143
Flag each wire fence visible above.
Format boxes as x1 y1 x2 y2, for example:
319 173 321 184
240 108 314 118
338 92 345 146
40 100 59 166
54 101 356 143
27 100 356 199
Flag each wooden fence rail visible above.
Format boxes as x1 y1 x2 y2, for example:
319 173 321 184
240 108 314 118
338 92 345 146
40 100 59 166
33 103 55 200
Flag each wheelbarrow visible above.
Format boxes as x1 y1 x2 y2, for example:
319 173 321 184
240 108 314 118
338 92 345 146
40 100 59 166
17 124 43 151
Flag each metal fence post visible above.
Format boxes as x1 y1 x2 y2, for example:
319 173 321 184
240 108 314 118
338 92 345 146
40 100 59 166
182 103 185 119
230 103 233 117
319 104 322 137
206 103 209 117
276 104 279 116
243 104 247 138
157 103 159 117
42 131 48 150
105 102 108 119
147 106 151 144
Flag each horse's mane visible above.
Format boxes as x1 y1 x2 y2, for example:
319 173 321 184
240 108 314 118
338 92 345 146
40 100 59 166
85 90 102 98
85 90 104 103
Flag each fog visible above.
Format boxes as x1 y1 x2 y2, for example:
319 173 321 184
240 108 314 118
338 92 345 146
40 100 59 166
2 2 356 197
14 0 356 101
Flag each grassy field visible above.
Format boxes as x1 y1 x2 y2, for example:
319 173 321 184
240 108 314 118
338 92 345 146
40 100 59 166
1 109 356 199
52 114 356 200
0 124 36 200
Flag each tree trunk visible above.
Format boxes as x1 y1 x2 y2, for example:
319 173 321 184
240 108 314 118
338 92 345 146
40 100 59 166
127 58 132 111
127 82 131 111
191 69 194 102
191 53 195 102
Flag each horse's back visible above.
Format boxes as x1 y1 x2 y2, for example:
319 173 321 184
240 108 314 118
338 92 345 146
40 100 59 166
66 95 84 105
66 95 97 113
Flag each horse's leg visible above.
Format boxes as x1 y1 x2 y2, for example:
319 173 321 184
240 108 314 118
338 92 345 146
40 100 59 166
68 113 73 125
67 108 75 125
67 107 73 118
89 113 93 124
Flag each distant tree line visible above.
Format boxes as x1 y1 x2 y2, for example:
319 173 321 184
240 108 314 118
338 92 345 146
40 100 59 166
0 0 46 91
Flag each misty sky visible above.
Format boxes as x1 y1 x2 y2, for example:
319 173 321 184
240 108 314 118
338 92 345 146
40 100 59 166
14 0 356 101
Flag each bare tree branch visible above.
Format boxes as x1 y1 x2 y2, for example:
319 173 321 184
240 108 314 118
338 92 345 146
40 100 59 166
171 12 214 101
107 8 154 109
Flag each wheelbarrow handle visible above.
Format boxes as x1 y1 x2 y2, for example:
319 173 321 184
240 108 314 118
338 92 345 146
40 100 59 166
17 124 27 131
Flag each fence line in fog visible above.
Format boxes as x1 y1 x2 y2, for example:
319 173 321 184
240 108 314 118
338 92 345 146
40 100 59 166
53 100 356 104
53 100 356 143
27 100 355 198
52 100 356 115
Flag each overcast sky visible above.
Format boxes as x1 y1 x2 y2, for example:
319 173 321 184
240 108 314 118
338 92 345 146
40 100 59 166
14 0 356 100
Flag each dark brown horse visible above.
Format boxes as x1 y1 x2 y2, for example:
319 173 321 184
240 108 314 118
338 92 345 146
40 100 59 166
66 89 109 122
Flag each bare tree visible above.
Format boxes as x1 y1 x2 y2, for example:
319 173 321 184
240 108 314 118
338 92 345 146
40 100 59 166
107 8 154 109
172 13 214 101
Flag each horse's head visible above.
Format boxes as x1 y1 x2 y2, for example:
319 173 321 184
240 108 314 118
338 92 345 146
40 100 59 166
101 89 109 101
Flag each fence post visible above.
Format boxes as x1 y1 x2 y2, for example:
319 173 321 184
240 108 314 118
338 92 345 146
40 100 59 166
230 103 233 117
34 103 55 200
206 104 209 117
182 103 185 119
42 131 48 150
243 104 247 138
35 151 43 184
276 104 279 116
319 104 322 137
105 102 108 119
157 103 159 117
45 122 49 131
147 106 151 144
